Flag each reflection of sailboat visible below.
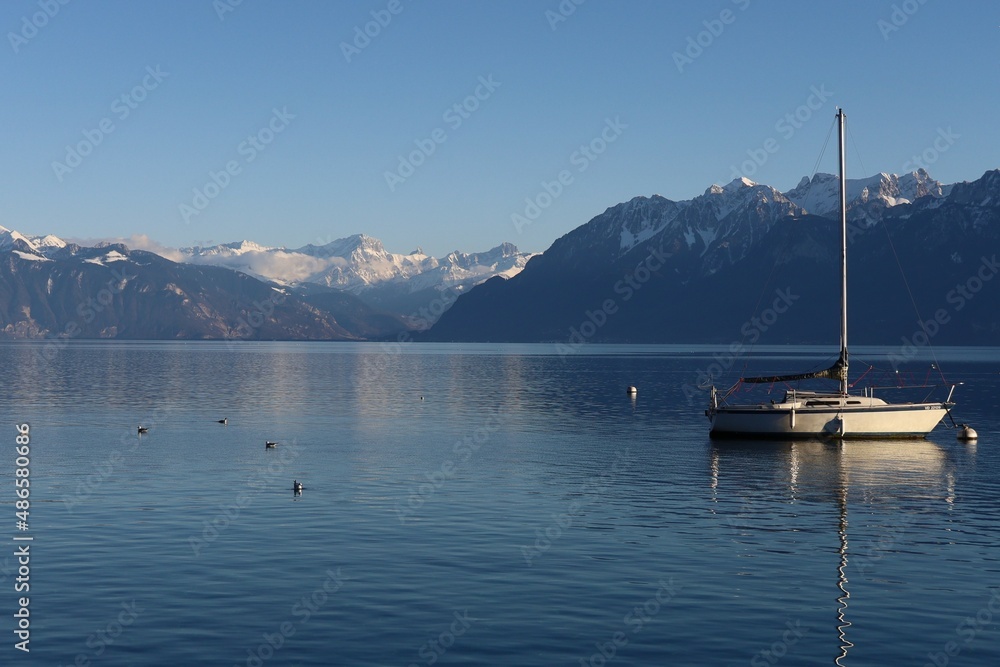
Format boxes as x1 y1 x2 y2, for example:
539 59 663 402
835 468 852 666
709 438 949 501
706 109 954 438
710 438 953 663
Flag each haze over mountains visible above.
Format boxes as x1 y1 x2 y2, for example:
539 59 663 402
2 167 998 344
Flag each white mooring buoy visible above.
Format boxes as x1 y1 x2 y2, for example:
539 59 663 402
626 386 637 396
957 424 978 442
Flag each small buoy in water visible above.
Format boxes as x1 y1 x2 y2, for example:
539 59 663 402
626 386 637 395
958 425 978 441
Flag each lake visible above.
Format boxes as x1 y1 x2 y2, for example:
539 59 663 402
2 341 998 666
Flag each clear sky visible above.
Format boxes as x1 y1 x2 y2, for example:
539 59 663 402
2 0 997 257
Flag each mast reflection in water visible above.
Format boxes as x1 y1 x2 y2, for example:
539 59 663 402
710 437 953 663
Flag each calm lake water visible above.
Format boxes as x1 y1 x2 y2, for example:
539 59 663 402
2 341 999 666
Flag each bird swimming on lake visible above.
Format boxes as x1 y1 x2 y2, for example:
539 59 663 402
265 441 277 448
217 418 228 425
137 425 149 434
292 480 303 492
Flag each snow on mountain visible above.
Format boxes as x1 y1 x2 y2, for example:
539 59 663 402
1 224 533 323
0 225 38 252
428 168 1000 345
0 166 957 320
179 233 536 296
785 169 948 220
617 177 804 259
291 234 435 290
183 239 276 257
30 234 67 251
618 197 691 253
699 177 803 224
0 226 69 260
180 241 329 285
12 250 50 262
82 249 129 266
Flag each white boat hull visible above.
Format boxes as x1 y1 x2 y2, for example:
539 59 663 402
709 394 951 439
704 111 959 440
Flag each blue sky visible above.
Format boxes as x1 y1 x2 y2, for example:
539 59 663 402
2 0 997 257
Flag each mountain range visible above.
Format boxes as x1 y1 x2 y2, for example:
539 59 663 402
0 234 367 340
0 229 529 340
176 235 534 322
426 168 1000 347
3 167 998 344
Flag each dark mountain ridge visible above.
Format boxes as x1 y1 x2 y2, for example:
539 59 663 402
426 170 1000 346
0 243 406 341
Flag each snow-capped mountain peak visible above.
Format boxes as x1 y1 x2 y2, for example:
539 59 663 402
705 177 757 197
0 226 69 260
0 225 37 252
295 233 386 260
785 169 948 220
180 239 276 257
32 234 67 250
172 233 536 310
726 176 758 191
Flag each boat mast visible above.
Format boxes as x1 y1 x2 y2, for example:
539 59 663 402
837 108 849 396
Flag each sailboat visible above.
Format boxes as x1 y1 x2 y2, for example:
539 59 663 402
706 109 955 439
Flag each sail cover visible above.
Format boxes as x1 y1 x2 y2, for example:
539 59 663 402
740 358 847 384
